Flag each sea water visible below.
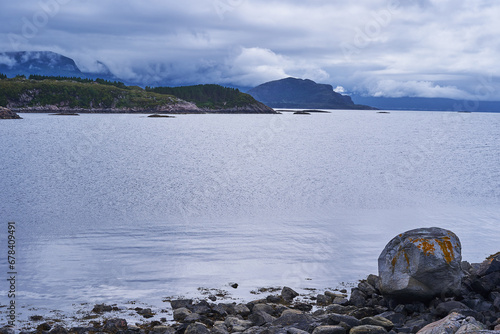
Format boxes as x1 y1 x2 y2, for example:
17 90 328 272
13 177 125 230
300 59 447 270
0 110 499 325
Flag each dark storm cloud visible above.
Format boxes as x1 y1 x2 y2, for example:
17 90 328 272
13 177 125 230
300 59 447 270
1 0 499 99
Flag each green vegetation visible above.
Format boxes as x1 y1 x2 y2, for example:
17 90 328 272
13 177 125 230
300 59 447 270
29 74 128 89
0 73 6 80
0 77 178 109
0 76 267 112
146 84 256 109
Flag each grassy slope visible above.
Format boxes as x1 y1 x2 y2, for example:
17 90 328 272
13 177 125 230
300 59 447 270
0 78 180 109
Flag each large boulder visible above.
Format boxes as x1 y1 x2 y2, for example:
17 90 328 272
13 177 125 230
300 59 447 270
378 227 463 301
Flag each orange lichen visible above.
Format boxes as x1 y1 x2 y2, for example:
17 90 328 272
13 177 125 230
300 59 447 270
436 236 455 264
391 249 410 271
410 237 436 256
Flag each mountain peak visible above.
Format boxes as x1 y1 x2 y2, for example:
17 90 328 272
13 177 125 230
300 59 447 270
0 51 82 77
248 77 375 110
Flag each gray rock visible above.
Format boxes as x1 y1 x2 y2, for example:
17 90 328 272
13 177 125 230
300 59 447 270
455 317 486 333
272 309 312 330
377 312 405 327
317 294 333 306
171 299 193 309
358 281 378 297
287 328 310 334
435 301 470 317
0 107 22 119
185 322 210 334
249 311 276 326
234 304 251 317
360 317 394 330
282 287 299 302
325 291 347 299
327 313 361 328
184 313 202 323
349 325 387 334
225 316 253 332
403 318 430 333
349 307 378 319
416 312 484 334
212 323 229 334
191 300 211 314
253 303 275 316
350 289 367 307
173 307 192 322
151 325 176 334
378 227 463 301
243 326 267 334
325 304 347 314
267 295 283 303
102 318 128 332
311 325 346 334
476 252 500 277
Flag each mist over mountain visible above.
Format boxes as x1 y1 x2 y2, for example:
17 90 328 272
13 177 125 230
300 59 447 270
0 51 118 81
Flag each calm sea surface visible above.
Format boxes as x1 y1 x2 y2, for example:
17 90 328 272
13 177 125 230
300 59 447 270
1 110 499 325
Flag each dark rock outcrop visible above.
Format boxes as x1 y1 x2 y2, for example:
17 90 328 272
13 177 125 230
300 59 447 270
378 227 463 301
247 77 376 110
0 107 22 119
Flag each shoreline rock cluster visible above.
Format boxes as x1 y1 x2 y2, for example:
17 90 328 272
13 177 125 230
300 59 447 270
2 228 499 334
0 107 22 119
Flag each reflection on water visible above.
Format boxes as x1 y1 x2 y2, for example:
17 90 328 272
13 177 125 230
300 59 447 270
0 111 499 321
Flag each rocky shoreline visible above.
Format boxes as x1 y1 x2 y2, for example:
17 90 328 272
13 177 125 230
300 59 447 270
2 255 498 334
0 107 22 119
2 228 499 334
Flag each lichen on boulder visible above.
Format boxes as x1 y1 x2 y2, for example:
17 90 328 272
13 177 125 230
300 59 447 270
378 227 463 301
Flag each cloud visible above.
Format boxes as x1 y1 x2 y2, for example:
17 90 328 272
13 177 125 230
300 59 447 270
365 79 473 99
0 0 500 98
0 53 17 67
333 86 346 94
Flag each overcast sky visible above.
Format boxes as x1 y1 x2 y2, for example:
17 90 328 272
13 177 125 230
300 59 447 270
1 0 500 99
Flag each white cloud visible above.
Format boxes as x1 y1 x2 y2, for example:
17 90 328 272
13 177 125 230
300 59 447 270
366 80 473 99
334 86 346 94
0 54 17 67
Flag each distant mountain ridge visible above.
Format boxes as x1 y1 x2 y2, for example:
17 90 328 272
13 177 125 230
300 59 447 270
0 51 117 81
351 95 500 112
247 77 376 110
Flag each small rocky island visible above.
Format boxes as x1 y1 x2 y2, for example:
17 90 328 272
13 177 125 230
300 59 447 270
0 106 22 119
4 227 499 334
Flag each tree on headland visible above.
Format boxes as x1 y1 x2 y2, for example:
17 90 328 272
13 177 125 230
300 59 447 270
145 84 255 109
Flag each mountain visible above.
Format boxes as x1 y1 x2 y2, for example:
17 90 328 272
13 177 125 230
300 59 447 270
0 76 275 114
351 95 500 112
247 77 376 110
0 51 118 81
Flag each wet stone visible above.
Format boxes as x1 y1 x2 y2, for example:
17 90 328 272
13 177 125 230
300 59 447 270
185 322 210 334
173 308 192 322
171 299 193 310
349 325 387 334
311 325 346 334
